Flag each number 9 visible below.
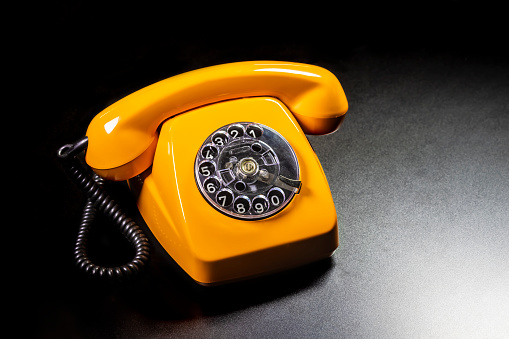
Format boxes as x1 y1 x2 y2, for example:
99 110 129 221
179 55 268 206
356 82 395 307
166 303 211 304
254 203 264 213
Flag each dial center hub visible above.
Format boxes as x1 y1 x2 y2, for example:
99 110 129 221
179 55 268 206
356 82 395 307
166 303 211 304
238 157 259 176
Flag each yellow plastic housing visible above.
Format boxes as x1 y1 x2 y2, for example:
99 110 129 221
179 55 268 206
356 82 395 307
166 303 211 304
132 97 338 285
85 61 348 180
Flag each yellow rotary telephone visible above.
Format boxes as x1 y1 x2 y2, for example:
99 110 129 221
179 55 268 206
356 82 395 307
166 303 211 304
59 61 348 285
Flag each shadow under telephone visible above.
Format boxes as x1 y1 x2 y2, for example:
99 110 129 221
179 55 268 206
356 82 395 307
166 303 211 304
58 61 348 285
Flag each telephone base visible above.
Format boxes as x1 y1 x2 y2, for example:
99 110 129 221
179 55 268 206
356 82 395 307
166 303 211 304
130 97 339 285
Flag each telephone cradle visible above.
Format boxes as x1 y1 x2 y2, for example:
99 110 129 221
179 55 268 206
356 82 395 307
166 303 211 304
58 61 349 285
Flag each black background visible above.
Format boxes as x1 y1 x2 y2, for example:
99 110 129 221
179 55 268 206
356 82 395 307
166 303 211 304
16 1 508 337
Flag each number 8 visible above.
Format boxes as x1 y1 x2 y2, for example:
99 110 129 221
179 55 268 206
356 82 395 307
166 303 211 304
236 203 245 213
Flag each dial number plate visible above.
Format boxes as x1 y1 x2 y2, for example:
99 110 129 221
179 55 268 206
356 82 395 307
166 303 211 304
195 122 300 220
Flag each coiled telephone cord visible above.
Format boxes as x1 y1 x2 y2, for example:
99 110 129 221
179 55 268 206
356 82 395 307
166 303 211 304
57 137 150 281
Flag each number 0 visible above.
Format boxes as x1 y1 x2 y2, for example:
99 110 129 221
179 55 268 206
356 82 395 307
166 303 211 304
271 195 280 206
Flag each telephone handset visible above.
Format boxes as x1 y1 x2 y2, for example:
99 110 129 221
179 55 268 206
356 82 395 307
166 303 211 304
59 61 348 285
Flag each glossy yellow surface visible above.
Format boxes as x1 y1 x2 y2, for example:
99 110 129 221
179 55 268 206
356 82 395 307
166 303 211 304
133 97 338 285
85 61 348 180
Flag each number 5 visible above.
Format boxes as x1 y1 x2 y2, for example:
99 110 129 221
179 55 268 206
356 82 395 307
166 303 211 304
201 166 210 176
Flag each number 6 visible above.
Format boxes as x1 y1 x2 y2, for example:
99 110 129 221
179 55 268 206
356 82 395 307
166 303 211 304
206 183 216 193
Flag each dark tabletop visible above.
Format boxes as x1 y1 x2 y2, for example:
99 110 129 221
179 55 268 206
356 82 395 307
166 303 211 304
26 2 508 338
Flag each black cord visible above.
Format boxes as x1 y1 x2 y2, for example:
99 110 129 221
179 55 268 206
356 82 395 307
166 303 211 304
57 137 150 281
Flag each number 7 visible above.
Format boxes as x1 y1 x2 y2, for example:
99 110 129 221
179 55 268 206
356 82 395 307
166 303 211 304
218 195 226 206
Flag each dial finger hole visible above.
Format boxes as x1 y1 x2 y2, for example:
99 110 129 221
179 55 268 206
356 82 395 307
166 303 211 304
227 124 245 138
233 196 251 214
212 131 228 146
234 181 246 192
216 188 234 207
251 142 263 153
246 124 263 138
198 160 215 177
203 177 221 194
268 187 285 207
201 144 218 160
252 195 269 214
